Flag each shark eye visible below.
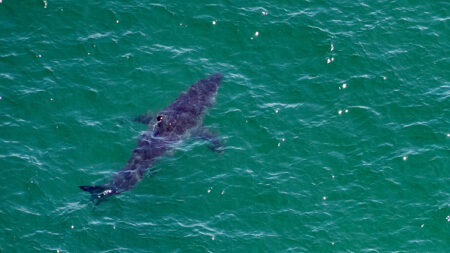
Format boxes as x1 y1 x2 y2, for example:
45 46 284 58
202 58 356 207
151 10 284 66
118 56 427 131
157 116 163 122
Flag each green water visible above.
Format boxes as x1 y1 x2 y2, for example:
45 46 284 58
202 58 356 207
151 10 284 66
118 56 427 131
1 0 449 252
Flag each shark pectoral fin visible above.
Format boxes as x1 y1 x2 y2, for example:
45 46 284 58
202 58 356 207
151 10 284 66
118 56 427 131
79 185 107 194
133 112 154 125
79 185 113 205
194 127 225 153
208 140 225 153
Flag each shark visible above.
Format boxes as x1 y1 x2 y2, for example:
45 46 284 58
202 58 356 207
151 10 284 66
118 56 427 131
79 73 224 204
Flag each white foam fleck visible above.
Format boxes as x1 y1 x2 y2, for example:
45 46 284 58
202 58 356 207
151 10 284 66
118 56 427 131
331 44 334 51
113 225 116 230
57 250 59 253
331 57 334 62
179 23 183 26
281 138 285 142
277 143 280 147
43 0 47 8
403 156 407 161
212 20 216 25
221 190 225 195
50 98 54 101
446 215 450 222
103 189 112 195
262 11 268 15
323 196 327 200
446 133 450 137
0 96 2 100
211 236 215 240
331 242 335 245
327 58 331 64
345 109 348 113
342 83 347 89
37 54 42 58
275 109 279 113
87 52 91 55
250 37 254 40
332 175 335 179
421 224 424 228
207 189 211 193
255 31 259 37
116 20 119 24
382 76 387 80
71 225 74 229
338 110 342 115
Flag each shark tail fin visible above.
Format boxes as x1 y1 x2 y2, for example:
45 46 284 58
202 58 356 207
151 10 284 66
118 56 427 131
79 185 113 205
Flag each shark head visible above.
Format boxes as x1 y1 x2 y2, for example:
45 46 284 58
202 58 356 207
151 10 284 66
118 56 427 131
187 72 224 110
196 72 223 96
152 73 224 138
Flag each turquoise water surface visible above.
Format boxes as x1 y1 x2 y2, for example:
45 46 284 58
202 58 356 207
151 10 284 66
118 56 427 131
0 0 449 252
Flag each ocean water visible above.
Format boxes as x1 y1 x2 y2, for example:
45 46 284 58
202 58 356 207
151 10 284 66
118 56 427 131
0 0 449 252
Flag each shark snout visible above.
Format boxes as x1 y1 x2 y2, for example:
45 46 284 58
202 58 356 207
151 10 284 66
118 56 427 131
208 73 224 86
